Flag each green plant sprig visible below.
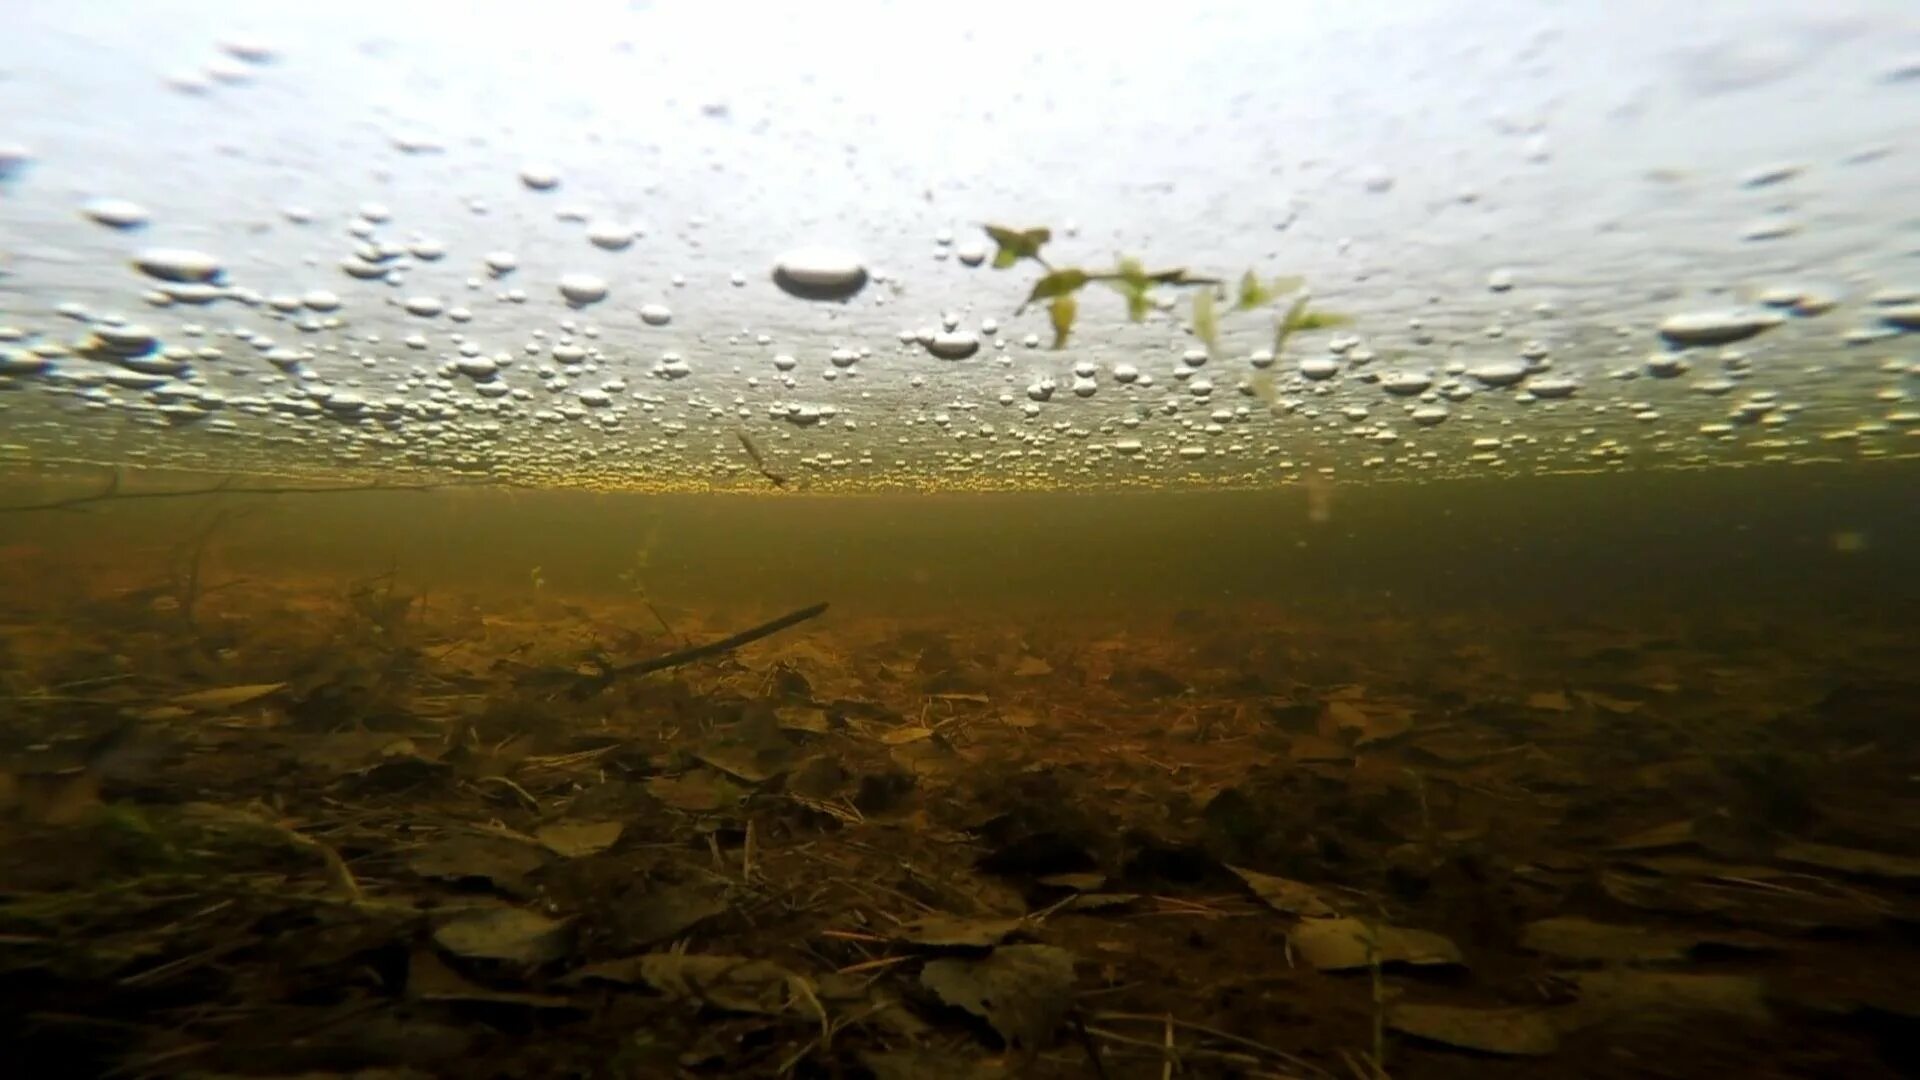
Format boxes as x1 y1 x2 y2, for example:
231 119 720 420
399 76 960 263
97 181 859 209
981 223 1350 354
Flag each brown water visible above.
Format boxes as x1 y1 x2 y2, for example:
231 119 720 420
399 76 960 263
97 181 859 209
4 460 1915 618
1 462 1917 1078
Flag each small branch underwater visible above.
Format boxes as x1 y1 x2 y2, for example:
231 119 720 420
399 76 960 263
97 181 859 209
534 601 830 699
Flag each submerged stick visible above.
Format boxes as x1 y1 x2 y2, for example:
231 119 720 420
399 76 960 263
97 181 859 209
736 431 789 488
567 601 828 697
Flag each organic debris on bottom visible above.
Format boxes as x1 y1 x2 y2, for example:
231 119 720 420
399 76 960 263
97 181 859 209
0 568 1916 1079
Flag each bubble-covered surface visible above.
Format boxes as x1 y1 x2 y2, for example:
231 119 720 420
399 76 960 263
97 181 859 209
0 0 1916 492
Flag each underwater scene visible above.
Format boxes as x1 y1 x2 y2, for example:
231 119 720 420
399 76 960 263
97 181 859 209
2 2 1918 1077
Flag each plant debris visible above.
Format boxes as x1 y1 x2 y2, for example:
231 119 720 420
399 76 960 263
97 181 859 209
1387 1002 1562 1056
1291 916 1465 971
2 542 1915 1078
920 944 1076 1049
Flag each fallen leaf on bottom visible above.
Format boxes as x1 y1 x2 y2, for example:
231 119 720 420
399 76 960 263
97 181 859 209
408 834 545 887
1289 916 1463 971
647 770 745 812
433 906 570 966
1228 865 1337 918
1519 916 1767 965
170 682 286 712
891 914 1025 948
1773 840 1920 882
535 820 625 858
1388 1002 1560 1056
647 954 814 1016
921 944 1075 1049
1568 970 1770 1025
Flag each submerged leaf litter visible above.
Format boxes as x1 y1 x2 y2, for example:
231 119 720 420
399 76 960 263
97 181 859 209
1 560 1917 1078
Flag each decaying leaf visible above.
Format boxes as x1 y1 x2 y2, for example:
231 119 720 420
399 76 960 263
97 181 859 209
1568 970 1771 1025
1598 866 1887 931
691 740 792 784
616 883 731 947
408 947 580 1011
774 705 830 734
408 834 546 887
1289 916 1464 971
1228 865 1337 918
1608 819 1701 853
1320 699 1414 745
1048 294 1077 349
920 944 1076 1048
1289 733 1351 762
170 682 286 712
433 906 570 966
535 820 625 858
1526 690 1574 712
878 725 936 745
612 953 817 1017
891 914 1025 948
1388 1002 1561 1056
1519 916 1765 965
983 225 1051 270
647 770 746 812
1011 655 1053 677
1773 840 1920 881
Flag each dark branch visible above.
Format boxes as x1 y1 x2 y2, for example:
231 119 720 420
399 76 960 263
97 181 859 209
560 601 829 698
